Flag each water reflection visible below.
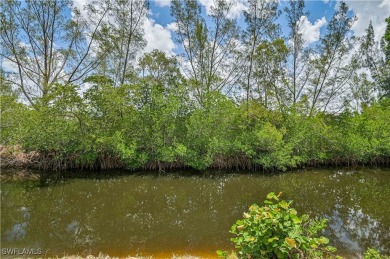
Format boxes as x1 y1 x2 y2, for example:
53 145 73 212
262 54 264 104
1 169 389 257
5 206 30 242
328 206 383 256
6 222 27 241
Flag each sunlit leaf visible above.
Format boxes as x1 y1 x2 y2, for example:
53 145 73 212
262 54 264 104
237 225 245 231
319 236 329 244
285 237 296 248
267 192 276 200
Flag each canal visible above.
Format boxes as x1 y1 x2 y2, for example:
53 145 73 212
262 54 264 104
1 168 389 258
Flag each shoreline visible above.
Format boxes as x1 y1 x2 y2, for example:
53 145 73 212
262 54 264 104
1 144 389 173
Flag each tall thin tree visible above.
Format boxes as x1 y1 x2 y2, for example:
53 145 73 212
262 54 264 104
171 0 241 105
284 0 309 105
91 0 149 86
0 0 110 106
242 0 280 109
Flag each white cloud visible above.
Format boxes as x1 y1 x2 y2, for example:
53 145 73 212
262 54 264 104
1 59 18 73
227 0 247 19
198 0 216 16
143 18 176 56
343 0 390 42
198 0 247 19
152 0 171 7
71 1 175 56
72 0 88 11
166 22 178 32
71 0 91 19
299 16 327 46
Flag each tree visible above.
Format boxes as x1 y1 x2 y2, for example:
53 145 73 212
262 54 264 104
92 0 149 85
138 49 182 87
360 21 382 86
135 50 185 108
347 21 380 110
358 18 390 100
284 0 310 106
380 17 390 96
383 17 390 64
242 0 280 108
307 2 357 115
349 72 376 111
132 52 189 171
171 0 241 105
0 0 110 107
253 38 289 109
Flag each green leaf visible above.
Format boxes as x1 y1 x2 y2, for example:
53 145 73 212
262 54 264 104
291 215 302 224
268 237 279 242
266 192 276 200
216 250 228 258
280 200 289 209
319 236 330 244
285 237 296 248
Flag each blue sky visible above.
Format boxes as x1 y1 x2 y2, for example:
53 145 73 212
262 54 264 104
4 0 389 69
149 1 173 26
148 0 337 25
147 0 337 33
140 0 389 56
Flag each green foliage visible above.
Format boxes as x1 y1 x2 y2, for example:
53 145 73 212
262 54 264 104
380 17 390 96
184 91 241 169
0 92 32 145
253 38 289 108
219 192 338 259
364 248 390 259
249 122 291 170
2 79 389 171
1 0 388 172
383 17 390 64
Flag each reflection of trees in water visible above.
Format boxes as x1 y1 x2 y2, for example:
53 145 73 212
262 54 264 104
1 170 390 256
2 182 34 245
327 205 389 256
1 179 103 255
278 170 390 255
5 206 30 241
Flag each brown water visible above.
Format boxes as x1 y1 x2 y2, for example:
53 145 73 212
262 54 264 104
1 169 390 258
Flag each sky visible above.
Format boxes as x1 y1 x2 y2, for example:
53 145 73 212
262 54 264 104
138 0 389 56
2 0 389 74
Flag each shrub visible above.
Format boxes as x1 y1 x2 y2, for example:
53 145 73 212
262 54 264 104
364 248 390 259
218 192 339 259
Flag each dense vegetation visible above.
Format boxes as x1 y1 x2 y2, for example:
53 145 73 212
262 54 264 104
1 82 389 171
1 0 389 171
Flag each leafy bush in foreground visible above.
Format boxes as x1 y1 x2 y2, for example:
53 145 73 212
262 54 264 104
218 192 339 259
364 248 390 259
